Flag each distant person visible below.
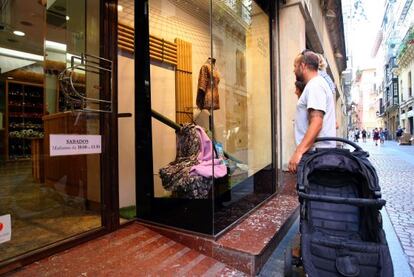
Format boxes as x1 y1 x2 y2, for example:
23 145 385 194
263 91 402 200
354 128 360 142
373 128 380 146
396 127 403 144
348 129 354 141
379 128 385 144
384 128 389 140
361 129 367 143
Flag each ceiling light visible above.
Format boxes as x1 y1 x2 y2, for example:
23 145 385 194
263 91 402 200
0 47 44 61
13 30 25 37
118 5 123 12
45 40 67 52
7 76 14 80
66 16 70 21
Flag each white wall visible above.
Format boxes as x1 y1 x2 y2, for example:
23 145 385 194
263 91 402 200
279 3 306 170
118 54 136 208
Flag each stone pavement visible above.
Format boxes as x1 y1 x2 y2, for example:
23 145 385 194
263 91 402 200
358 140 414 274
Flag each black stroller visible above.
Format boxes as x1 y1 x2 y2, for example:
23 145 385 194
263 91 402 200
285 137 393 277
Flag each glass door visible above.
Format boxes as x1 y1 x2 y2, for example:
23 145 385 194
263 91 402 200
0 0 114 264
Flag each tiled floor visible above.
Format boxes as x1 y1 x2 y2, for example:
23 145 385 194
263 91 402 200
0 161 101 261
8 223 246 277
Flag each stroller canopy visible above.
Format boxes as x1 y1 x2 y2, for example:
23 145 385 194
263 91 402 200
298 148 380 194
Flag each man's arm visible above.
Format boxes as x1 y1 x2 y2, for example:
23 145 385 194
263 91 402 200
288 109 324 173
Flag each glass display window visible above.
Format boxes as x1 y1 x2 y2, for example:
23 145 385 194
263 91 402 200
138 0 275 235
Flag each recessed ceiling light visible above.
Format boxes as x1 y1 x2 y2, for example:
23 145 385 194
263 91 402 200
66 16 70 21
13 30 25 37
118 5 123 12
7 77 14 80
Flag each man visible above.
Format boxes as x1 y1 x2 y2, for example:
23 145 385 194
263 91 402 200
288 51 336 173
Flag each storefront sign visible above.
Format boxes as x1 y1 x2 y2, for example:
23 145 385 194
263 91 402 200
0 214 11 244
50 134 102 156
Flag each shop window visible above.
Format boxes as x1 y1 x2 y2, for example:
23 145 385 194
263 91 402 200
143 0 273 235
1 0 105 263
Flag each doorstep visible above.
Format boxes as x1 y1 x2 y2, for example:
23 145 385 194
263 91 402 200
143 172 299 276
7 223 245 277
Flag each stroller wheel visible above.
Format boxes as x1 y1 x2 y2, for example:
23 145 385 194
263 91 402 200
284 245 293 277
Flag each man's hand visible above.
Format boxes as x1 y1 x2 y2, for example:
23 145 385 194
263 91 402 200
289 109 324 174
288 150 303 173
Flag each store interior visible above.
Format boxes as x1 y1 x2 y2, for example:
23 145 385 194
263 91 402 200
0 0 104 262
0 0 274 262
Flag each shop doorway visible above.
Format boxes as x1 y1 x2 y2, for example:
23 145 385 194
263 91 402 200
0 0 117 267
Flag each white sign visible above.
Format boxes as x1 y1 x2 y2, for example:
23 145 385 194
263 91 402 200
50 134 102 156
0 214 11 244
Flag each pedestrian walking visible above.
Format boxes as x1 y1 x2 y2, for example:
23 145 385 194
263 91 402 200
348 129 354 141
396 126 403 143
379 128 385 144
362 129 367 143
373 128 380 146
384 128 389 140
288 50 336 173
354 128 360 142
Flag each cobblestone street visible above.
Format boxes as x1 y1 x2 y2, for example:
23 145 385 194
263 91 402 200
359 140 414 274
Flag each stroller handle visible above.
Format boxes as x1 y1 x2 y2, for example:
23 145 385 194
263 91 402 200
315 137 362 151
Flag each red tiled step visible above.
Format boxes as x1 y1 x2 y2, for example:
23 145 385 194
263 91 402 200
144 172 299 276
9 224 246 277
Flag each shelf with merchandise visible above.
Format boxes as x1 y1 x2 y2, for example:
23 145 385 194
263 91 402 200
5 80 44 161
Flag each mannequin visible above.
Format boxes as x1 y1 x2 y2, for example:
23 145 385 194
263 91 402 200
196 58 220 131
196 57 220 111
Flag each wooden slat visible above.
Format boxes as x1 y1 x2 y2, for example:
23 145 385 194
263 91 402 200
117 23 177 66
174 38 193 124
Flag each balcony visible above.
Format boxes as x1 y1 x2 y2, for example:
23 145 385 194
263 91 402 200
397 26 414 68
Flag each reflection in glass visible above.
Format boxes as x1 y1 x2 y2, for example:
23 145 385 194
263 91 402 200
0 0 102 263
212 1 272 233
145 0 273 235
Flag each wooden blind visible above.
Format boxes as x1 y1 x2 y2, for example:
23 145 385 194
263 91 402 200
118 23 177 67
175 39 193 124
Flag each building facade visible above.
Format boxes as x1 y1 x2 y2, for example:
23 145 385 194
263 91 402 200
352 68 379 131
396 26 414 135
372 0 414 139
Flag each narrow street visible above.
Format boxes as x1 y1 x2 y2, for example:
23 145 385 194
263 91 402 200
362 140 414 273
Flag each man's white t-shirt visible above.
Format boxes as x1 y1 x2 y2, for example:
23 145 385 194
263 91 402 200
295 75 336 148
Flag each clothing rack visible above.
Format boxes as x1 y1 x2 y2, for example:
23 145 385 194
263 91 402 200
151 109 243 164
